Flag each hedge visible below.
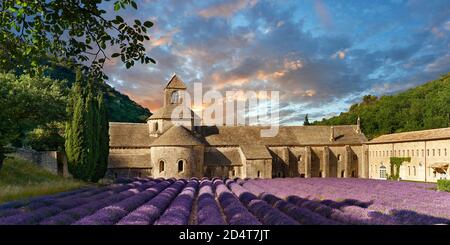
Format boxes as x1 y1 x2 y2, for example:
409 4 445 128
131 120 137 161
437 179 450 192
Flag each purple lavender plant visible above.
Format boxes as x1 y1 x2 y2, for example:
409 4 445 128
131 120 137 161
116 180 185 225
155 180 199 225
196 179 226 225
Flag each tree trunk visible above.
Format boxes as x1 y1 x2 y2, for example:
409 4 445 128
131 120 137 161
0 148 5 171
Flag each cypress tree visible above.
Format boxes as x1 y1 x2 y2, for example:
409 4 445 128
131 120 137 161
65 70 109 182
85 81 98 180
303 114 311 126
66 69 90 180
92 92 109 182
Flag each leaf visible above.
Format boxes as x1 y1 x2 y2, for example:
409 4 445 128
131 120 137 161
134 20 141 26
143 21 153 28
131 1 138 9
115 16 124 23
111 53 120 58
125 62 131 69
114 3 121 11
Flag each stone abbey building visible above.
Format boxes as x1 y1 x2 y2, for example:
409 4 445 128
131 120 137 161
107 75 449 182
107 75 369 180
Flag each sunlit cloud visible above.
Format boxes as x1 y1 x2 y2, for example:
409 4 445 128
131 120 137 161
198 0 258 19
100 0 450 124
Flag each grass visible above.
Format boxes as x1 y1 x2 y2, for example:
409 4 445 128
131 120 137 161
0 156 88 204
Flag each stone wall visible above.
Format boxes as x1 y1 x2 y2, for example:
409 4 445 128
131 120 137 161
11 148 69 177
150 146 204 178
368 139 450 182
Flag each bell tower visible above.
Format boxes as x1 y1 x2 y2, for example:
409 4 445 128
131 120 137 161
147 74 194 137
164 74 187 106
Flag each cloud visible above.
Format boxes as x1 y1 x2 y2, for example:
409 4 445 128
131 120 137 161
149 29 180 47
198 0 257 19
332 50 346 60
314 0 333 29
99 0 450 124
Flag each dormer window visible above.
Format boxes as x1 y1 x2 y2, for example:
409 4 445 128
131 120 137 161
171 91 180 104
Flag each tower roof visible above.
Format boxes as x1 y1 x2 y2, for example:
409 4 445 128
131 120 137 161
165 74 187 89
147 104 200 120
151 125 203 146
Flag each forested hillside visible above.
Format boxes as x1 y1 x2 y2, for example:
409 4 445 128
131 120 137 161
313 73 450 139
46 65 151 123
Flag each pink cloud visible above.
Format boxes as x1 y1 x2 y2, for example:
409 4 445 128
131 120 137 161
314 0 332 29
198 0 257 19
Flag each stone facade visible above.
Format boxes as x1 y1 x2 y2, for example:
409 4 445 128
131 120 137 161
367 128 450 182
107 75 369 180
106 75 450 182
11 148 70 177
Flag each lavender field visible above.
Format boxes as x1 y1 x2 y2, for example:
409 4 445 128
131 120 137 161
0 178 449 225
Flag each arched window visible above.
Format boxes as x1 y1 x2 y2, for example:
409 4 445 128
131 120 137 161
341 170 345 178
298 155 302 162
171 91 179 104
413 166 416 176
154 122 159 132
178 160 184 172
337 154 342 161
257 171 261 178
159 160 165 172
379 166 387 179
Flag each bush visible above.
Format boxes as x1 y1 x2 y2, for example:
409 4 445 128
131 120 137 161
437 179 450 192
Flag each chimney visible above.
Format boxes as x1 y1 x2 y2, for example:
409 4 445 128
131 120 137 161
330 126 335 142
356 116 361 134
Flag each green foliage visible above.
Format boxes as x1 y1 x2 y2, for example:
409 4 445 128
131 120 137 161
0 0 155 80
0 71 67 168
23 122 65 151
388 157 411 180
46 64 151 122
313 73 450 139
93 93 109 181
65 70 109 182
437 179 450 192
0 157 87 203
0 64 148 165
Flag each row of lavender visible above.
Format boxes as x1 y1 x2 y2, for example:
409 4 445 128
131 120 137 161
243 178 450 225
1 177 449 225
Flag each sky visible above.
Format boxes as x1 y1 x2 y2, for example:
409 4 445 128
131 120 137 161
101 0 450 125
